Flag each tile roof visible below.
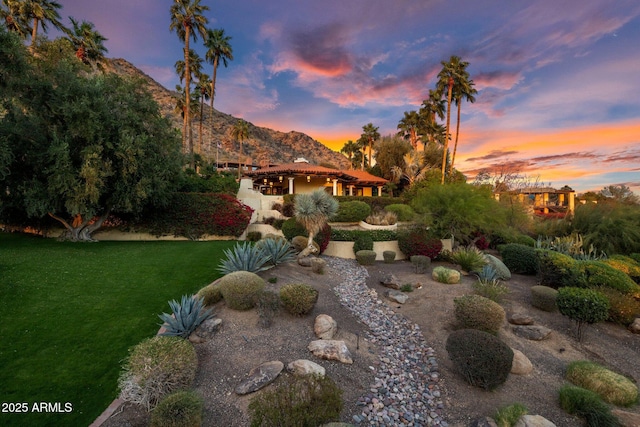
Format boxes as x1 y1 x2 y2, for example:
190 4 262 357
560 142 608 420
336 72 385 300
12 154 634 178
245 163 388 185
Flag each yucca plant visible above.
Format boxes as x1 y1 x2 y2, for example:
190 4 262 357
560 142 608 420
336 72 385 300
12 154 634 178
450 245 487 272
159 295 214 339
255 238 296 266
217 241 272 274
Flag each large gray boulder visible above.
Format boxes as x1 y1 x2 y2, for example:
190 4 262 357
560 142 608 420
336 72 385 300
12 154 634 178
308 340 353 364
235 361 284 395
484 254 511 280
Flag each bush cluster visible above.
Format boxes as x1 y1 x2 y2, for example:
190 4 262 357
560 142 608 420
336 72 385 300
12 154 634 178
384 203 416 221
397 227 443 259
279 284 318 316
334 195 399 211
499 244 538 275
248 374 343 426
604 255 640 284
575 260 640 295
446 329 513 390
565 360 638 407
353 233 374 254
530 285 558 312
556 287 609 341
383 250 396 263
597 288 640 326
196 282 223 306
218 271 266 311
330 229 397 242
119 336 197 410
176 170 238 195
472 278 509 303
558 385 622 427
355 250 377 265
145 193 253 239
453 295 505 334
536 249 580 288
332 201 371 222
150 390 203 427
450 246 487 273
494 403 528 427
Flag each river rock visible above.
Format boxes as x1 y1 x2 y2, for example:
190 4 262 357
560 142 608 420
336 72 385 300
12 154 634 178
514 414 557 427
308 340 353 364
629 318 640 334
235 361 284 395
287 359 326 377
193 318 222 340
380 273 401 289
385 289 408 304
509 313 534 325
314 314 337 339
511 349 533 375
512 325 552 341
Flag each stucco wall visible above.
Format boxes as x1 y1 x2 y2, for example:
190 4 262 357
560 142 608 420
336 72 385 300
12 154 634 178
323 240 406 260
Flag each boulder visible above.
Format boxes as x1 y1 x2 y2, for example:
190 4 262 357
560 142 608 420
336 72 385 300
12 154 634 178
385 289 408 304
287 359 326 377
380 273 401 290
512 325 552 341
432 266 461 284
611 409 640 427
509 313 534 325
511 349 534 375
484 254 512 280
314 314 337 339
311 258 326 274
297 256 314 267
470 417 498 427
235 361 284 395
308 340 353 364
629 318 640 334
192 318 222 340
514 415 557 427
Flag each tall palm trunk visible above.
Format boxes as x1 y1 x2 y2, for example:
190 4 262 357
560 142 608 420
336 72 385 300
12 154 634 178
209 56 219 166
441 77 453 184
184 27 193 168
368 140 372 169
451 101 462 172
29 18 39 50
198 92 204 156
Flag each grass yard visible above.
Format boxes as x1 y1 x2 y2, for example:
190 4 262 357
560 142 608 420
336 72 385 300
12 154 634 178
0 232 235 427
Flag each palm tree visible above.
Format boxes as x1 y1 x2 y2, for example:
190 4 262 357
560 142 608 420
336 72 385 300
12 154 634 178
1 0 29 37
204 28 233 113
22 0 64 50
175 48 203 166
169 0 209 158
436 56 468 183
173 84 200 167
340 140 358 169
195 73 212 156
294 189 338 260
397 110 421 151
419 90 446 148
361 123 380 170
64 17 107 64
391 151 431 188
450 65 477 172
231 119 249 179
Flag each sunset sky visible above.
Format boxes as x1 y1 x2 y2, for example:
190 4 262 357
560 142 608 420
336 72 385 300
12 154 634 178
53 0 640 194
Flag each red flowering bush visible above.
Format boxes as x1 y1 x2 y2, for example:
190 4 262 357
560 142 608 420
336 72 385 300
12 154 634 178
398 227 443 259
146 193 253 239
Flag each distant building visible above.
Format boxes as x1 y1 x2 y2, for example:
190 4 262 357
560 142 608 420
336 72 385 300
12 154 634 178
493 186 576 218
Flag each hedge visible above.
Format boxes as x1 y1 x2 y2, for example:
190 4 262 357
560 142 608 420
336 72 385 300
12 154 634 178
330 229 397 242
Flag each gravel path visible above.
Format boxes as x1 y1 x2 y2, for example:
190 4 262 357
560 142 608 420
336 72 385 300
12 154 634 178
325 257 448 426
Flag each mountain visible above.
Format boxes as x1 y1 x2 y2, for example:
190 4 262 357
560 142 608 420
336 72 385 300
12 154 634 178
105 58 350 169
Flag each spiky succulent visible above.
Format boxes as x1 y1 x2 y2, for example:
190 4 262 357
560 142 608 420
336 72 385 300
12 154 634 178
217 241 272 274
158 295 214 338
474 264 499 282
255 237 296 266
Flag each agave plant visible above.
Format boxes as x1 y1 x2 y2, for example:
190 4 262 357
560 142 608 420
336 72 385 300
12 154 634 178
474 264 499 282
159 295 214 338
218 241 273 274
255 237 296 266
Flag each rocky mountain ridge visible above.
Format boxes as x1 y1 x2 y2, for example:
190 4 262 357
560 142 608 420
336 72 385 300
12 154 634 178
105 58 349 169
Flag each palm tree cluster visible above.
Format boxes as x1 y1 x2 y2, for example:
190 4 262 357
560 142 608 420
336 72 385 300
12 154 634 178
1 0 108 62
341 55 476 189
170 0 234 169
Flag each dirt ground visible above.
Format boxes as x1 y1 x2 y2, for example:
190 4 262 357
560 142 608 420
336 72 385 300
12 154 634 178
101 257 640 427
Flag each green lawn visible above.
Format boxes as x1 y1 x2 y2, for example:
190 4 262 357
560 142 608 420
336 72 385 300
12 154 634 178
0 232 235 427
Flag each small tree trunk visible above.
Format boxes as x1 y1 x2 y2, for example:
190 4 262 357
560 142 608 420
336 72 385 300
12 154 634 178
48 210 110 242
297 232 318 261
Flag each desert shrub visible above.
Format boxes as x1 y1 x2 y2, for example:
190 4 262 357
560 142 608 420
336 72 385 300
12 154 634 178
605 255 640 283
150 390 203 427
472 277 509 303
332 201 371 222
400 284 414 292
218 271 266 310
177 170 238 194
256 238 296 266
631 253 640 264
558 385 623 427
334 195 398 211
454 295 505 334
218 241 272 274
281 219 330 253
597 288 640 326
272 218 286 230
255 289 281 328
353 233 374 254
385 203 416 221
450 245 487 272
248 374 343 426
119 336 197 410
246 231 262 242
411 255 430 273
576 260 640 295
271 202 283 212
365 209 397 226
530 286 558 312
536 233 607 261
158 295 214 338
279 284 318 316
566 360 638 407
500 244 538 275
536 249 579 288
557 287 610 341
282 202 295 218
494 403 528 427
397 226 443 258
446 329 513 390
383 250 396 263
432 266 460 284
196 282 223 306
330 229 397 242
355 250 377 265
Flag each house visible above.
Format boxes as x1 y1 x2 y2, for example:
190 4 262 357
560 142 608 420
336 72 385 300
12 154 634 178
244 158 388 197
494 186 576 217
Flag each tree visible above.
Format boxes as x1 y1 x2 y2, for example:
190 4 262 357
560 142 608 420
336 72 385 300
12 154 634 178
599 185 639 205
231 119 249 179
397 110 421 151
22 0 65 49
195 73 212 157
175 48 203 166
419 90 446 149
360 123 380 170
340 140 358 169
450 59 476 171
170 0 209 160
374 135 411 180
0 40 182 241
63 16 107 65
204 28 233 113
1 0 29 37
294 189 338 260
